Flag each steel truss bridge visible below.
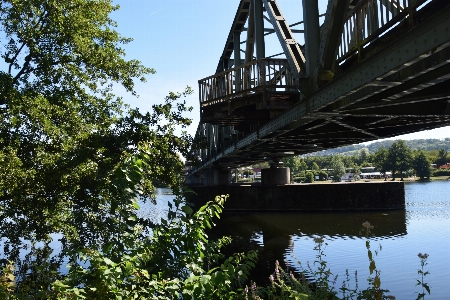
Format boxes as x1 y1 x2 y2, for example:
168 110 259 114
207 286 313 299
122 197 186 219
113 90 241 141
188 0 450 178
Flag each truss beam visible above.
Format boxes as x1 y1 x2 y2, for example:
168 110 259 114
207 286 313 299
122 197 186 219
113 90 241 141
262 0 306 82
313 0 351 85
254 0 266 59
216 0 251 72
302 0 320 76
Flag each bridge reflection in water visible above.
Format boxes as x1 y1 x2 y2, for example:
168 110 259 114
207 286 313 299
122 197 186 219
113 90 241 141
210 210 407 286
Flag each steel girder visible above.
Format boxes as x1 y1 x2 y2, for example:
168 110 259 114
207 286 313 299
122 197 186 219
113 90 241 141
262 0 306 84
313 0 351 85
216 0 251 73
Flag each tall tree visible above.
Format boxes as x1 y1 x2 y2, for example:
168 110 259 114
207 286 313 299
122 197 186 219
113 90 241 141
386 140 413 180
0 1 265 298
282 156 301 174
0 0 194 262
358 148 370 164
299 158 308 173
312 162 321 172
436 148 448 167
413 150 431 180
329 155 346 182
373 147 389 180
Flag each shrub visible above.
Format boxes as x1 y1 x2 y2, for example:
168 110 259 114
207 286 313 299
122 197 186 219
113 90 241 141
304 171 314 183
315 170 328 181
432 169 450 176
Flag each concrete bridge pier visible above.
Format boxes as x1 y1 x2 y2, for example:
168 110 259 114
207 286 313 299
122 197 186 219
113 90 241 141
204 168 231 186
261 166 290 185
184 174 202 186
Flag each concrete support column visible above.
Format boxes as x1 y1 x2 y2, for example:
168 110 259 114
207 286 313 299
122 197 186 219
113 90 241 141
218 169 232 185
261 167 290 185
254 0 265 59
184 174 202 186
204 168 232 186
302 0 320 76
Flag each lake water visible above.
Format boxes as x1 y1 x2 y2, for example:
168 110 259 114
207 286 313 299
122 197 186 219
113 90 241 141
154 181 450 299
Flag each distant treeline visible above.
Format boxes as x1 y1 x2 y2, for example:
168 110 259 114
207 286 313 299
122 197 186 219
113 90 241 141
276 139 450 183
305 138 450 157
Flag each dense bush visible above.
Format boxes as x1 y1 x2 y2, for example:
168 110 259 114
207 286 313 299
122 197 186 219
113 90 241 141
304 171 315 183
315 170 328 181
432 169 450 176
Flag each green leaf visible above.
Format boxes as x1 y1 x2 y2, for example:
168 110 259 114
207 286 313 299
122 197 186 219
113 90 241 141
181 205 193 215
373 276 380 288
132 201 140 209
198 204 207 212
213 271 224 285
368 250 373 261
53 281 70 288
369 260 376 274
125 261 133 272
424 283 431 294
104 258 115 266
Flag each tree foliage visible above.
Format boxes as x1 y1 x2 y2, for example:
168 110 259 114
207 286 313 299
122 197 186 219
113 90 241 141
435 148 448 167
304 171 314 183
307 138 450 157
386 140 413 180
329 156 346 182
413 150 431 180
282 156 308 176
50 149 257 299
282 156 301 173
1 0 151 249
358 148 370 164
315 170 328 181
0 0 201 294
312 162 321 171
373 147 389 176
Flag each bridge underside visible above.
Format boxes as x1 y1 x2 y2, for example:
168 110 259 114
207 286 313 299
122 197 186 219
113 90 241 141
202 91 300 132
191 0 450 174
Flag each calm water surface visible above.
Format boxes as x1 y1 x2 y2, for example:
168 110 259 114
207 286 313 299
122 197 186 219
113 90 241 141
172 181 450 299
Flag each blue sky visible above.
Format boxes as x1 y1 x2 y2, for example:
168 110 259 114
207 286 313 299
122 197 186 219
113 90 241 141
112 0 449 141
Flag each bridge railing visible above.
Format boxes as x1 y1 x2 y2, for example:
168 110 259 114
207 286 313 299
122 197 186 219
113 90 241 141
199 58 297 107
338 0 428 62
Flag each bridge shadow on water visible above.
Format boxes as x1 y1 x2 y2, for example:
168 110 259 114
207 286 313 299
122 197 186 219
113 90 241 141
209 209 407 286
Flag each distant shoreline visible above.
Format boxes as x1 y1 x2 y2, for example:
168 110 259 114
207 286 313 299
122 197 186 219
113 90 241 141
308 176 450 184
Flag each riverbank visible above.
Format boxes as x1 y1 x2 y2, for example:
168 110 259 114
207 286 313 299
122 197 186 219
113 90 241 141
293 176 450 184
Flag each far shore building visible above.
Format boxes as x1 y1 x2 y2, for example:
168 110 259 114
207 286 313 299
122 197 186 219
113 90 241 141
359 166 391 179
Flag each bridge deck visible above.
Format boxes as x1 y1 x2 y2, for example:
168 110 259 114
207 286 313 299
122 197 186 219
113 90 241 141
201 90 299 130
